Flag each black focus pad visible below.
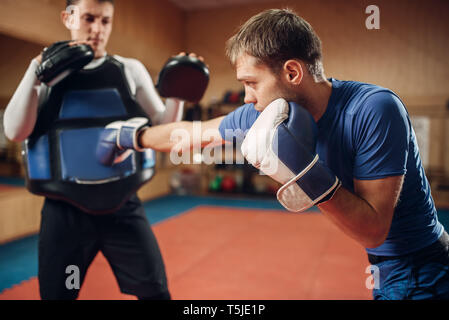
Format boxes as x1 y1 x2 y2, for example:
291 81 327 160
36 41 94 86
156 55 209 103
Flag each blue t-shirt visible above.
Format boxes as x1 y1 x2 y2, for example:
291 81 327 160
218 78 443 256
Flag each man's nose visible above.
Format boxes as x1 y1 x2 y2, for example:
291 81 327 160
90 19 102 34
244 91 256 105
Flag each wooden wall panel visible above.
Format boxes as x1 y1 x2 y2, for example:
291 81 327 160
185 0 449 104
0 0 185 78
0 0 66 45
0 189 43 244
0 35 43 100
109 0 186 75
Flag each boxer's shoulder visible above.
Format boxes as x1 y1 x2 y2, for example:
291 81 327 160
112 55 146 72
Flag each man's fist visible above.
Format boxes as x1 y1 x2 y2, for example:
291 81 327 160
96 117 149 166
241 98 340 212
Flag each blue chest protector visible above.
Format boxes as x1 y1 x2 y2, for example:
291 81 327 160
23 56 156 214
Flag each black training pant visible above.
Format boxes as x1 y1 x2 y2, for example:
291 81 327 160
38 194 170 300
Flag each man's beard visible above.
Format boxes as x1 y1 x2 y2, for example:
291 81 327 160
277 84 307 107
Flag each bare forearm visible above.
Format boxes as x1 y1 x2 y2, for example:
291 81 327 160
138 121 191 152
317 187 391 248
138 116 225 153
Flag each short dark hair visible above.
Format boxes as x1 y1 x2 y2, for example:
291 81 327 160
66 0 114 7
226 8 323 78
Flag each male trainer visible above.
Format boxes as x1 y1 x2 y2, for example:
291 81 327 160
4 0 207 300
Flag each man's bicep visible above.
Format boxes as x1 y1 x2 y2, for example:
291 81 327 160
353 93 409 180
354 175 404 218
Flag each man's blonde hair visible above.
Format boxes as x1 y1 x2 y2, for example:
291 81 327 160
226 8 323 78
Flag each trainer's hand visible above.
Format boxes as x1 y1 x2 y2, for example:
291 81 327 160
96 117 149 166
34 40 81 65
35 40 94 86
176 52 207 66
35 39 84 65
156 52 209 103
34 53 43 64
241 98 341 212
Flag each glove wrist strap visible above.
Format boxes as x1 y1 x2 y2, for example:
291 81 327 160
133 127 148 152
316 181 341 205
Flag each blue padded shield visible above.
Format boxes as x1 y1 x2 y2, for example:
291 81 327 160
59 127 136 182
25 134 51 180
142 149 156 169
24 56 156 214
59 89 127 119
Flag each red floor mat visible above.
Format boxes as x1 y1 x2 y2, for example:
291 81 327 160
0 185 20 192
0 206 372 300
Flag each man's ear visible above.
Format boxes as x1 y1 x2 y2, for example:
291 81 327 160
282 60 303 85
61 6 80 31
60 10 69 26
61 10 70 28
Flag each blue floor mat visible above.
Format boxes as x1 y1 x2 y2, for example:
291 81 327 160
0 177 25 187
0 235 39 292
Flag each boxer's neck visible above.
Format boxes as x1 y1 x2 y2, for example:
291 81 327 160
296 77 332 122
84 52 107 69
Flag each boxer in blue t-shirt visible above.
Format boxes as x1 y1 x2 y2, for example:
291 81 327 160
100 9 449 299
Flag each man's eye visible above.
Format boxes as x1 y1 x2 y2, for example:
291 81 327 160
102 19 110 25
84 16 95 23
